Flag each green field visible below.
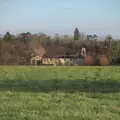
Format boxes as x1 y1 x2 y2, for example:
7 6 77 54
0 66 120 120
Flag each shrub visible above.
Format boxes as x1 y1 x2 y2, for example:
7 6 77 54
99 55 108 65
84 55 94 65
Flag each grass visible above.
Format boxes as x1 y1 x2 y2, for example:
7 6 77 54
0 66 120 120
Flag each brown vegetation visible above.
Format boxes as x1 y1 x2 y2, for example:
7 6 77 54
84 56 94 65
0 31 118 65
99 55 109 65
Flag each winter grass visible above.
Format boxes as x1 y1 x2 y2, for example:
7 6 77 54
0 66 120 120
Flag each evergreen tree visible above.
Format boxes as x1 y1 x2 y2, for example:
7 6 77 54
3 32 13 42
93 34 97 41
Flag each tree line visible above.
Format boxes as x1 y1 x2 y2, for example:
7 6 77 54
0 28 114 65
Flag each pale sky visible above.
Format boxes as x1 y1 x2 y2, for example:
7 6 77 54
0 0 120 38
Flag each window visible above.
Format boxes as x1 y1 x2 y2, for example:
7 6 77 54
113 48 115 51
118 51 120 56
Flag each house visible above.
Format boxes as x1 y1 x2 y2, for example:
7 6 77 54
109 41 120 62
29 39 46 65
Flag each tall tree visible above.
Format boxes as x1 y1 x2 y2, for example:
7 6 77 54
106 35 112 48
74 28 80 40
19 32 31 44
54 33 59 45
93 34 98 41
3 32 13 42
87 35 92 40
43 36 51 47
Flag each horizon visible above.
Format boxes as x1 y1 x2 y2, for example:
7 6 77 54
0 0 120 39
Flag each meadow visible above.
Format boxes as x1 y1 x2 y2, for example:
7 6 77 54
0 66 120 120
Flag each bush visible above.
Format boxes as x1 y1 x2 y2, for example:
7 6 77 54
84 56 94 65
99 55 108 66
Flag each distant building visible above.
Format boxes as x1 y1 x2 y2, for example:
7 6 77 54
109 41 120 62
